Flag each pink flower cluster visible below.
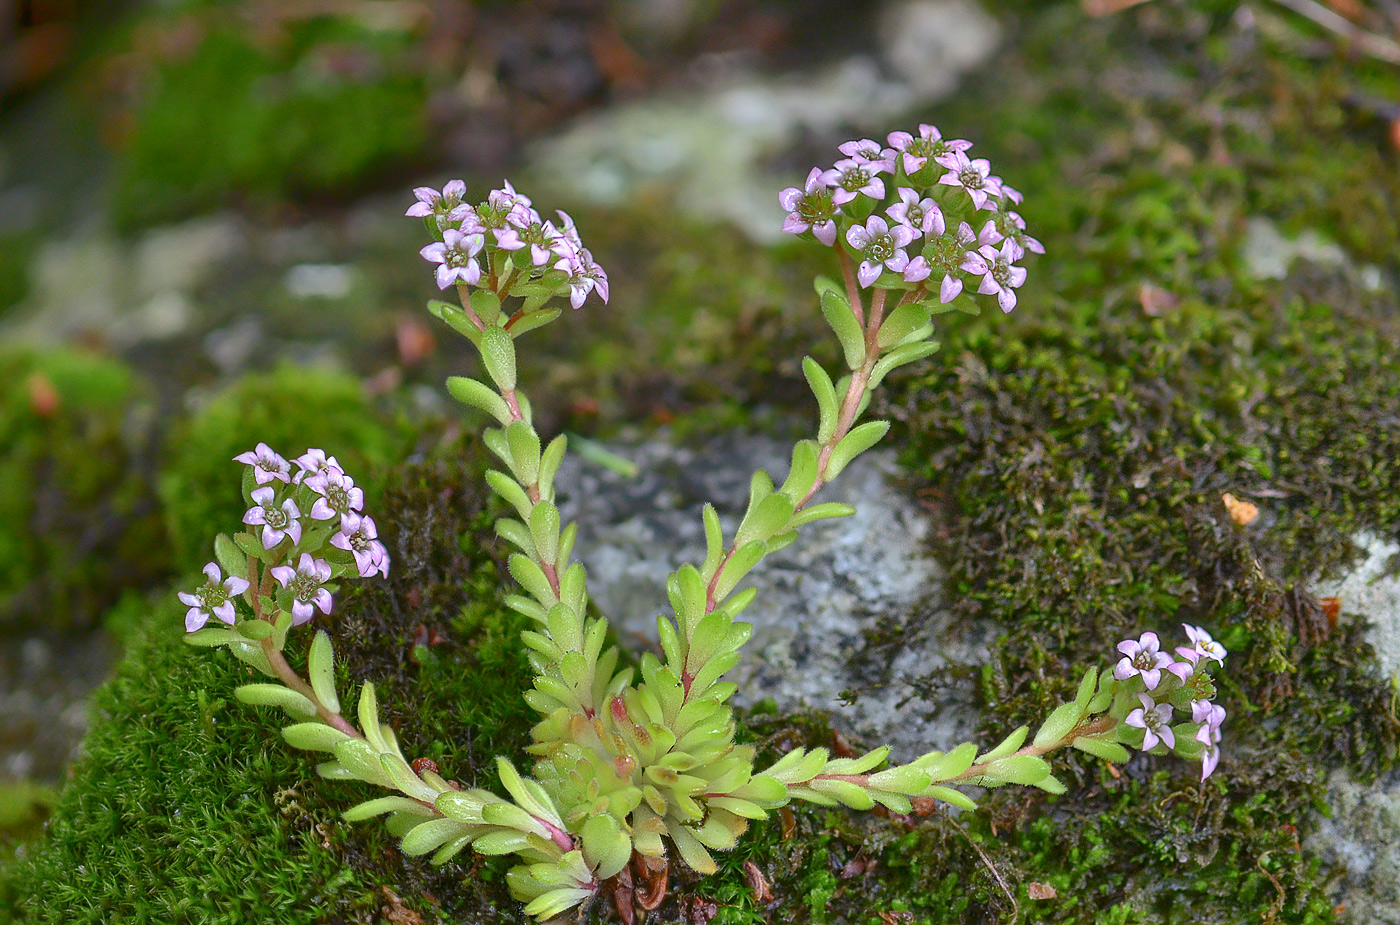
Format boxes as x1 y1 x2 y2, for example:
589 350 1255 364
180 445 389 633
408 180 608 310
1115 625 1227 780
778 125 1042 311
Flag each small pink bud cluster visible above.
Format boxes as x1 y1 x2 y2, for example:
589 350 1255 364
778 125 1042 312
408 180 608 310
179 445 389 633
1115 625 1227 780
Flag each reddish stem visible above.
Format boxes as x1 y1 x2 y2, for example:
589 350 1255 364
703 288 889 615
259 637 363 739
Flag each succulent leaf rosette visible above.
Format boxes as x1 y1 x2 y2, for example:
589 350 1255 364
183 141 1224 922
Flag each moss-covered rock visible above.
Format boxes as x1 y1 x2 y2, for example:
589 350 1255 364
1 447 539 924
102 8 429 230
158 364 411 573
0 347 167 630
7 1 1400 922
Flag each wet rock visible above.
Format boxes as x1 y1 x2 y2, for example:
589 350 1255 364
203 315 264 375
555 430 988 759
18 231 124 341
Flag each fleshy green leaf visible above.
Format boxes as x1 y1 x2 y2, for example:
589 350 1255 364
469 288 502 325
1072 736 1132 763
876 301 932 348
184 627 238 647
479 326 517 391
427 298 482 344
820 286 867 370
214 534 247 580
982 754 1051 785
869 340 939 390
237 619 274 641
581 814 632 880
803 357 840 444
282 722 352 753
447 377 511 424
826 420 890 480
807 778 875 810
307 630 339 714
402 818 470 856
343 796 433 822
1033 701 1083 748
976 726 1028 763
234 683 317 719
925 785 977 810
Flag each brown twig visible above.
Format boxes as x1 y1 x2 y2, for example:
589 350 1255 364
1268 0 1400 61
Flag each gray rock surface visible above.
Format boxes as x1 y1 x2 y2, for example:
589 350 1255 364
6 214 245 348
1305 533 1400 922
1317 533 1400 683
1309 768 1400 925
0 631 116 782
526 0 1000 241
555 429 989 759
1241 217 1384 291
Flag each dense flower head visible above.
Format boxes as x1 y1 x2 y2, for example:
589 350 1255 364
1112 625 1227 780
1114 631 1172 689
846 216 912 288
935 150 1002 210
181 445 389 636
779 124 1037 313
307 468 365 521
962 239 1029 313
837 138 896 172
1178 624 1227 665
292 448 341 483
886 124 972 175
887 187 944 238
824 159 886 206
409 182 608 310
421 229 485 290
779 169 840 246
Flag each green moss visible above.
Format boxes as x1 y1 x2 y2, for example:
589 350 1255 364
1 447 537 924
587 4 1400 922
851 3 1398 921
159 364 411 572
0 347 168 629
0 231 35 318
105 10 428 229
